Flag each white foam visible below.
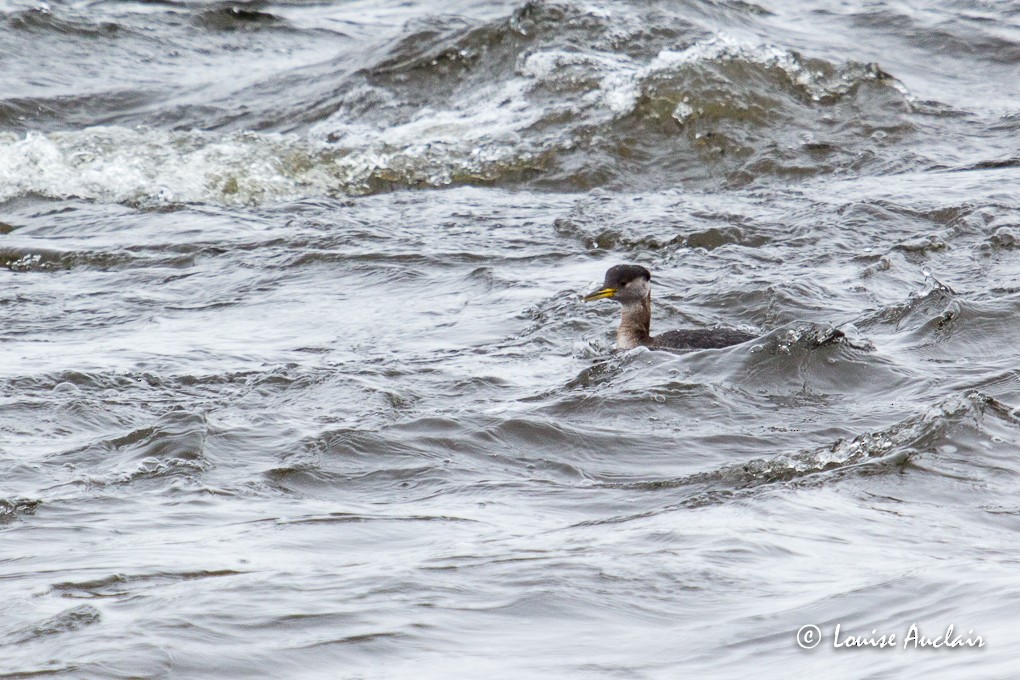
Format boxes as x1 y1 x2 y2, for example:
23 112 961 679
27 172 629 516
0 123 545 206
513 34 863 125
0 128 303 205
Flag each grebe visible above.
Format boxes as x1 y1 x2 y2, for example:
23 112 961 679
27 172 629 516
583 264 756 350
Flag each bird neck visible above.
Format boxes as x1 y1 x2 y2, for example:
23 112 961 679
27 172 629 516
617 294 652 350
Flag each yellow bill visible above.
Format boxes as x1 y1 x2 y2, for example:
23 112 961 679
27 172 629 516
583 287 617 302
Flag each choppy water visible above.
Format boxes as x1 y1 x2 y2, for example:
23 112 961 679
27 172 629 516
2 0 1020 677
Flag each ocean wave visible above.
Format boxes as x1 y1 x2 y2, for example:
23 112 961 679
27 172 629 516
0 0 929 205
592 390 1014 512
0 497 40 524
0 127 553 205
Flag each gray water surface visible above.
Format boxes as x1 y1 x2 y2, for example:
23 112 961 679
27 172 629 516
2 0 1020 678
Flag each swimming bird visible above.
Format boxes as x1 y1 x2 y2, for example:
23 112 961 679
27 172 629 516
583 264 756 350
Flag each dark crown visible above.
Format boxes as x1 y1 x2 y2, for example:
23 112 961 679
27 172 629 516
603 264 651 288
